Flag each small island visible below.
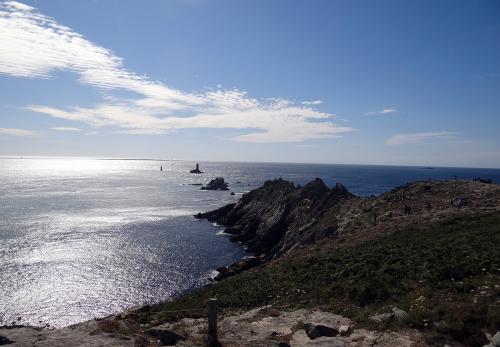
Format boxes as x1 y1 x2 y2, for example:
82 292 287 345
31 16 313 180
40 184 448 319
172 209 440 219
201 177 229 191
190 163 203 174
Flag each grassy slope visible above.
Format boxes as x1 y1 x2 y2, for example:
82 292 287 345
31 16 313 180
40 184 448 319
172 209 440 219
140 213 500 346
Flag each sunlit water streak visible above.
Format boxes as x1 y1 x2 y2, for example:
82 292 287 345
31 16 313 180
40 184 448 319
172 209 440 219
1 157 500 327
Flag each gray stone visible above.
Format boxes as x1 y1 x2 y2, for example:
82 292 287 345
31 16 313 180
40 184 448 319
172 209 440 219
391 306 409 321
304 323 338 339
368 313 393 323
491 331 500 346
338 325 351 336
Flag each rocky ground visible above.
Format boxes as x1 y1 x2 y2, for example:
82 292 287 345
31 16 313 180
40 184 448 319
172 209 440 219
156 306 427 347
0 306 428 347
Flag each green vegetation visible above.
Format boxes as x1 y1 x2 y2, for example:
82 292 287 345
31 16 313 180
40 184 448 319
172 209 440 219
140 213 500 346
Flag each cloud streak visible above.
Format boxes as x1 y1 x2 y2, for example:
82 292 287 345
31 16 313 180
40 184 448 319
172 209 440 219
0 1 352 143
386 131 461 145
51 127 82 132
365 107 397 116
302 100 323 105
0 127 37 137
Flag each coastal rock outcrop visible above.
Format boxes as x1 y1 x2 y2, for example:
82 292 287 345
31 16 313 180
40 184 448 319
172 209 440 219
196 178 354 257
212 255 265 281
201 177 229 191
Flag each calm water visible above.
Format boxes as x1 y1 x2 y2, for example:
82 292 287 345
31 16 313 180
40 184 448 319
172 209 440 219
1 157 499 327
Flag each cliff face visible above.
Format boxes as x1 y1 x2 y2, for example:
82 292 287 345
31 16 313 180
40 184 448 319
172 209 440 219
195 178 354 257
197 178 500 261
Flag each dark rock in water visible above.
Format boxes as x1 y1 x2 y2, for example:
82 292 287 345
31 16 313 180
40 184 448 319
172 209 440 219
0 335 14 345
196 178 353 257
190 163 203 174
212 255 264 281
304 323 338 339
201 177 229 191
145 328 184 346
230 192 235 196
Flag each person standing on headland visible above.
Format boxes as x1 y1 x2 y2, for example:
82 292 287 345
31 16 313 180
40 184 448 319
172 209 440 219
404 204 412 216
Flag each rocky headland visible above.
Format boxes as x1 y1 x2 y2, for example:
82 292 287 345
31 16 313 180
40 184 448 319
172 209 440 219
197 178 500 281
2 178 500 346
196 178 353 257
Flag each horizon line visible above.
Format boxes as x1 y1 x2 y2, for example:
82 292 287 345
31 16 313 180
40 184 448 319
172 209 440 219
0 155 499 171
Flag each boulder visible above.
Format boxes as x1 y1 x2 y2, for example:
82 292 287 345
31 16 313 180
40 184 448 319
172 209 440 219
145 328 184 346
304 323 338 339
368 313 393 323
391 307 409 321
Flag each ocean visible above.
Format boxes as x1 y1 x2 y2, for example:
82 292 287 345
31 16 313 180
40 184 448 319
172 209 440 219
1 157 499 327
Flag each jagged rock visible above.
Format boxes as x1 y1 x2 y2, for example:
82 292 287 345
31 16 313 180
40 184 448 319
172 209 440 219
145 328 184 346
196 178 353 257
201 177 229 191
213 255 264 281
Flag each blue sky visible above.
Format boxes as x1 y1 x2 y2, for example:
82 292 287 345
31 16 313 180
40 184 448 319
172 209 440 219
0 0 499 167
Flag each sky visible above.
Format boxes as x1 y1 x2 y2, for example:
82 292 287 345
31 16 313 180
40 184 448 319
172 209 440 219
0 0 499 167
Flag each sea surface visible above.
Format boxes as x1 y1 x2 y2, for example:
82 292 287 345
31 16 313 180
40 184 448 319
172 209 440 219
1 157 500 328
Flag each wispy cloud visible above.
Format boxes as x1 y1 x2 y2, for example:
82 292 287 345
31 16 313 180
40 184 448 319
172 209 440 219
0 1 353 143
301 100 323 105
365 107 397 116
386 131 461 145
51 127 82 132
0 127 37 137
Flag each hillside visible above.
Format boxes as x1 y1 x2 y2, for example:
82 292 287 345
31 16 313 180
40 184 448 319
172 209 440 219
137 212 500 346
197 178 500 261
141 179 500 346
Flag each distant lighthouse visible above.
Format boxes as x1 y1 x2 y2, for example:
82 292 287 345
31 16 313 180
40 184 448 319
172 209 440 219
190 163 203 174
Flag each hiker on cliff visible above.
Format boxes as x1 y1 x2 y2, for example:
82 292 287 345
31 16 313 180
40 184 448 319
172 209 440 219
404 205 412 216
